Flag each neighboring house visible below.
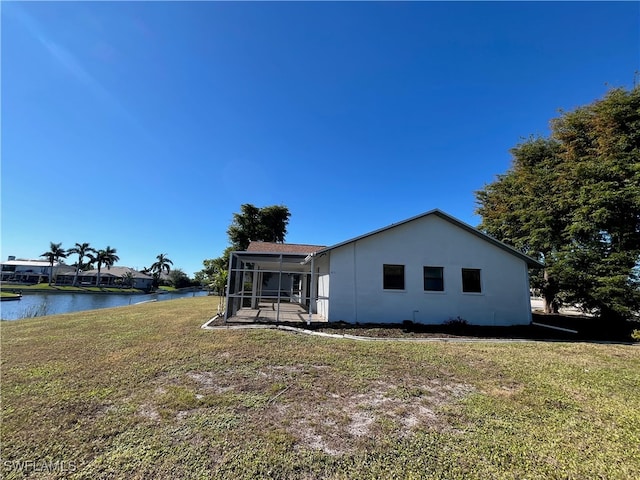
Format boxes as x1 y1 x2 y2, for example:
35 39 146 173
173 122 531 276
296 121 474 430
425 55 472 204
225 209 543 326
56 267 154 290
0 257 73 283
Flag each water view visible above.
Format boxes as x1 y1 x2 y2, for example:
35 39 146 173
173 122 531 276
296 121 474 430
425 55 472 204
1 290 210 321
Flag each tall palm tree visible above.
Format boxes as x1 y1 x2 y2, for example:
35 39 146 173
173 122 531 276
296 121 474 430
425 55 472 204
40 242 67 285
89 246 120 287
67 242 95 287
150 253 173 284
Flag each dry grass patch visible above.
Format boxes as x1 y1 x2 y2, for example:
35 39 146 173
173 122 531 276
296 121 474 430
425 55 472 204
140 363 473 456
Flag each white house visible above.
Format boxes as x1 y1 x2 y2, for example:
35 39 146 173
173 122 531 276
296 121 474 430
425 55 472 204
0 257 73 283
225 210 543 326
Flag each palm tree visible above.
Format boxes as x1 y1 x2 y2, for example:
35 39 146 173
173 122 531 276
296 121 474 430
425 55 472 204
89 246 120 286
67 242 95 287
150 253 173 286
40 242 67 285
121 271 134 288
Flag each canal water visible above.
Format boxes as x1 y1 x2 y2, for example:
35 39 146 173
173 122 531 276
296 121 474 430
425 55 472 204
1 290 210 321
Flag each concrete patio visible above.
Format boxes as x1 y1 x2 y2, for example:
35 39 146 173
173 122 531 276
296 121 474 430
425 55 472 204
226 301 326 324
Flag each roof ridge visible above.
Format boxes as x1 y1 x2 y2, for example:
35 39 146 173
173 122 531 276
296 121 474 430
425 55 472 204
315 209 543 268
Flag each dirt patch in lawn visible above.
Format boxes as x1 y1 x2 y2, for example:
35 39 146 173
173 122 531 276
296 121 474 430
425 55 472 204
156 367 474 456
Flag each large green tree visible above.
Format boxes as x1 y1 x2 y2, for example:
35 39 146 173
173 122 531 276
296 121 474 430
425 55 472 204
167 268 193 289
551 86 640 320
227 204 291 250
198 204 290 299
476 137 566 312
67 242 95 287
40 242 67 285
476 86 640 321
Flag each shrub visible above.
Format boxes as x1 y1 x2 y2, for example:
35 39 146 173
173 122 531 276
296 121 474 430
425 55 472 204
445 316 468 327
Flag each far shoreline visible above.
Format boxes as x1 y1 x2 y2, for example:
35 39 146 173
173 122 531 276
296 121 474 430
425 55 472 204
0 284 206 296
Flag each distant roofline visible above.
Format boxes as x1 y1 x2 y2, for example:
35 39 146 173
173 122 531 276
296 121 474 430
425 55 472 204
0 259 61 266
70 266 153 279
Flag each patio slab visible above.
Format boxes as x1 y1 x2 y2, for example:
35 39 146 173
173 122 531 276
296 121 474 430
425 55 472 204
228 302 326 323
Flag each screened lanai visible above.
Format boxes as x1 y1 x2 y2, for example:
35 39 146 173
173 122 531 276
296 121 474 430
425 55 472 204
224 242 327 324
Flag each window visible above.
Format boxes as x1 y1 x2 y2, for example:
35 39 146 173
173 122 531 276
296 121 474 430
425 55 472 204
423 266 444 291
461 268 482 293
383 264 405 290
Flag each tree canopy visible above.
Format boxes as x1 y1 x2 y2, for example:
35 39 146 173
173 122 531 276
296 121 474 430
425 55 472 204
476 86 640 321
40 242 67 285
88 246 120 287
167 268 193 289
194 248 231 293
150 253 173 276
67 242 95 286
197 204 291 293
227 204 291 251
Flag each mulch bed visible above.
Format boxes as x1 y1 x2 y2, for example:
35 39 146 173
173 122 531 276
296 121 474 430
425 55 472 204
309 313 639 343
213 313 639 343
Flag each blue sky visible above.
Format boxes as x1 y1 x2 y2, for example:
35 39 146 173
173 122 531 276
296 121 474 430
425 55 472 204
2 1 638 277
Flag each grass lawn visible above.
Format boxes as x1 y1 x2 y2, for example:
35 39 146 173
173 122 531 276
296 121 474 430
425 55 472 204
2 297 639 479
1 292 21 299
158 286 178 292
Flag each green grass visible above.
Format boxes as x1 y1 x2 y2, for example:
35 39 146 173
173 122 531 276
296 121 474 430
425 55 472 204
1 292 21 298
158 286 178 292
2 297 639 479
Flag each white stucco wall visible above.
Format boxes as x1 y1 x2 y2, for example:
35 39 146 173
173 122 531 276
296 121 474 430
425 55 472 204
325 214 532 326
